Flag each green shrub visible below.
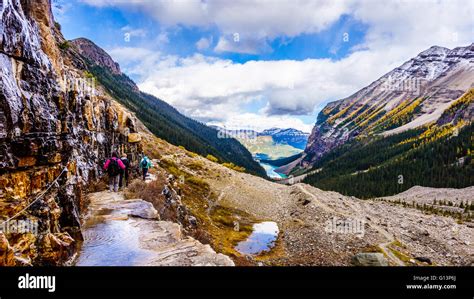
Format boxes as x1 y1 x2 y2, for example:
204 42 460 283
222 162 245 172
54 21 61 31
84 71 95 80
186 176 209 190
187 160 204 171
59 41 70 50
206 154 219 163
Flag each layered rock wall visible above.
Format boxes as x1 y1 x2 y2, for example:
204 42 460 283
0 0 142 265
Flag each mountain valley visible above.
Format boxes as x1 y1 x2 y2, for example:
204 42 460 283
0 0 472 268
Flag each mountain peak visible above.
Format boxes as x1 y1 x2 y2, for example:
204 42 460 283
420 45 449 54
70 38 121 75
302 43 473 166
414 45 450 63
260 127 309 136
416 43 474 60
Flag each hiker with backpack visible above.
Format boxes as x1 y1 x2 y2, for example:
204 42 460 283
139 155 152 181
103 152 126 192
119 155 130 189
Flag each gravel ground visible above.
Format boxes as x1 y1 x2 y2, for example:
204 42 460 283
138 129 473 266
202 163 473 266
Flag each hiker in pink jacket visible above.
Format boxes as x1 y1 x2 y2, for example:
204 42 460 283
103 152 126 192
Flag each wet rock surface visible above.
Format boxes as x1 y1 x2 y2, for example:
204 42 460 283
76 191 234 266
235 221 279 256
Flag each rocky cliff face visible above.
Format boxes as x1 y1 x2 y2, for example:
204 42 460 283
303 44 474 167
0 0 143 265
70 38 139 93
71 38 121 75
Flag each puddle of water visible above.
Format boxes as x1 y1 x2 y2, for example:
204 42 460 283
76 201 160 266
75 218 156 266
235 221 279 255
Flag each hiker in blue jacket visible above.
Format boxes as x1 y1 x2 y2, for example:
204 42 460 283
139 155 152 181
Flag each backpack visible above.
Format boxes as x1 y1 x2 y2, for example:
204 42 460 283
141 159 148 168
121 158 129 168
108 158 120 176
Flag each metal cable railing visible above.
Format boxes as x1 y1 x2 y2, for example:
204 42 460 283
0 164 69 226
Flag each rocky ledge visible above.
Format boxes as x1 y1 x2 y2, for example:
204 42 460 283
75 191 234 266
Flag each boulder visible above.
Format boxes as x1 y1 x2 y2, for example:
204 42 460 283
128 133 141 143
188 216 198 227
113 199 159 220
351 253 388 266
414 256 432 265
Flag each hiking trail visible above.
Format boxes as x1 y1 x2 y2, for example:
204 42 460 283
75 191 234 266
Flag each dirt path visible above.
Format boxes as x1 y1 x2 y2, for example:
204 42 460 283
341 200 406 266
297 184 405 266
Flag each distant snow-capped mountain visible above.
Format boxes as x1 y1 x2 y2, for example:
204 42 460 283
211 126 309 159
302 43 474 167
258 128 309 149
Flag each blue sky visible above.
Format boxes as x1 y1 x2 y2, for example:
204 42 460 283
56 2 367 64
53 0 473 132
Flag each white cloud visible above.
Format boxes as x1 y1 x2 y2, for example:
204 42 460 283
82 0 351 37
82 0 352 55
107 46 154 62
107 47 164 77
351 0 474 57
208 113 314 133
196 37 213 50
156 31 169 44
214 35 272 54
52 0 74 23
83 0 473 55
133 51 387 127
121 25 147 38
92 0 474 131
